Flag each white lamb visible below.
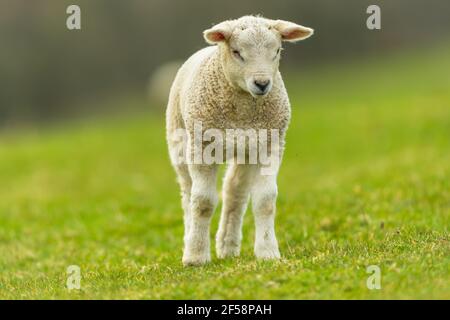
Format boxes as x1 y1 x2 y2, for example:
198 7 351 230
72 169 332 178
166 15 313 266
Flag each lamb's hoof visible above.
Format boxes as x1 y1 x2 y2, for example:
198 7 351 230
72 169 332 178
182 252 210 266
255 245 281 260
216 242 240 259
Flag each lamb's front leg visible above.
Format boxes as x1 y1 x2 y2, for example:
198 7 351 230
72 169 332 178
251 172 281 260
183 164 218 266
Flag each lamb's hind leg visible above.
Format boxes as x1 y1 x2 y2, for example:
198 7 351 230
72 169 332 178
216 164 257 258
183 164 218 266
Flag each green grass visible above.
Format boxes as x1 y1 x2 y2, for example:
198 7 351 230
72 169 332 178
0 44 449 299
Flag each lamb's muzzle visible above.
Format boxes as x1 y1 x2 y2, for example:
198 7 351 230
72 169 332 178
251 78 271 96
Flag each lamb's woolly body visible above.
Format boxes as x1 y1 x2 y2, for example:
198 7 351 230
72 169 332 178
166 15 312 266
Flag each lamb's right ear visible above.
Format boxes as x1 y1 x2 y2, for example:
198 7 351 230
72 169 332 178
272 20 314 42
203 21 233 44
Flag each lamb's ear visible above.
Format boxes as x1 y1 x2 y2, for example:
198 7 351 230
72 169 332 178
272 20 313 42
203 21 233 44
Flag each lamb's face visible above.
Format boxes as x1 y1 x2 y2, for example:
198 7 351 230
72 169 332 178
204 16 313 98
225 25 281 97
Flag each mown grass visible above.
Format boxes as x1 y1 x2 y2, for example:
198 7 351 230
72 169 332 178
0 44 449 299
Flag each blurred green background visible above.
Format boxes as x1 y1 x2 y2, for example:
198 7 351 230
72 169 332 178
0 0 449 299
1 0 450 125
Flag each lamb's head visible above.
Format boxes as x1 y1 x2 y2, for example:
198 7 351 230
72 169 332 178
204 15 313 98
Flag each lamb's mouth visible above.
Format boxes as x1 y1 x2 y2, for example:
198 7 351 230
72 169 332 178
249 83 272 97
250 90 270 98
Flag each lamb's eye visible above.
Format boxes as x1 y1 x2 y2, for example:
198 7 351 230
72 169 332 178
273 48 281 60
232 49 244 61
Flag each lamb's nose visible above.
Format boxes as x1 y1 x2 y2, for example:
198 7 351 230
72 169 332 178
254 79 270 93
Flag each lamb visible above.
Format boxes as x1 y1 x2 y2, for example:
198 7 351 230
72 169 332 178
166 15 313 266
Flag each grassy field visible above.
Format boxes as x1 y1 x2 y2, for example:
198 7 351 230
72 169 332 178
0 44 449 299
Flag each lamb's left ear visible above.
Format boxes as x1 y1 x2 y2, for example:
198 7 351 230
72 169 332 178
203 21 233 44
272 20 314 42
